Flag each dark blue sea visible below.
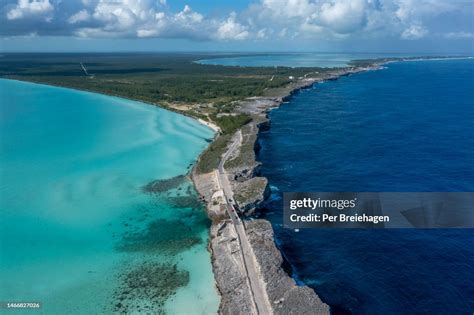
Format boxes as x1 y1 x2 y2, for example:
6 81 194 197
257 59 474 314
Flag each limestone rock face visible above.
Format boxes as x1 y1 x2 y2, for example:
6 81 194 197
224 120 272 215
233 177 270 215
232 165 260 182
194 65 381 315
209 221 255 315
245 220 330 315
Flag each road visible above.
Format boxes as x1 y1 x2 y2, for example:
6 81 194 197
217 130 242 224
216 130 273 315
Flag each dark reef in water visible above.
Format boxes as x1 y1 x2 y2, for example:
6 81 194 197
165 194 203 209
113 262 189 314
109 176 210 313
116 218 202 254
142 175 187 193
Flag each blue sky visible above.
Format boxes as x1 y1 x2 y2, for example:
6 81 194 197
1 0 473 53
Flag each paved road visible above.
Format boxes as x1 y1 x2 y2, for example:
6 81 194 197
218 130 242 223
217 131 273 315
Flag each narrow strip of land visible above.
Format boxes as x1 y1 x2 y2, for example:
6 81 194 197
216 130 273 315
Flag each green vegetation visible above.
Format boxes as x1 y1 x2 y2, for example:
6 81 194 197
196 135 231 174
225 123 258 169
0 53 331 174
197 116 255 175
0 53 328 130
210 113 252 135
0 53 324 107
234 177 268 206
348 56 452 68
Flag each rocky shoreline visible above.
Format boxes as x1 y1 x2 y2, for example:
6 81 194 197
192 62 384 314
245 219 329 314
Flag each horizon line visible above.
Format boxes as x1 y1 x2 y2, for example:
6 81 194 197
1 51 472 55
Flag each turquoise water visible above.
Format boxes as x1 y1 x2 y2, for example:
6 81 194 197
0 79 219 314
197 53 472 68
197 53 417 68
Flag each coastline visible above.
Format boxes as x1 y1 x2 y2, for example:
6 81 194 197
3 55 456 314
235 56 474 314
203 56 470 313
3 64 382 314
197 118 221 133
190 61 386 314
0 78 220 135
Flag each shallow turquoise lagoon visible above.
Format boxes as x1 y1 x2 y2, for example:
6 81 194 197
197 53 402 68
196 53 463 68
0 79 219 314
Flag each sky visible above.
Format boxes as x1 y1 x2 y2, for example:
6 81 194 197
0 0 473 53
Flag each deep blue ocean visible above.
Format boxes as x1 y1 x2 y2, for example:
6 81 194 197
257 59 474 314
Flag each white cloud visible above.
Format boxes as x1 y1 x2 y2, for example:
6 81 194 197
91 1 141 31
175 5 203 24
318 0 368 34
259 0 316 19
248 0 378 38
7 0 53 20
136 28 157 38
395 0 457 22
401 24 428 40
256 28 269 39
2 31 38 39
68 9 90 24
71 2 216 40
444 31 474 39
247 0 470 41
136 12 166 38
215 12 249 40
74 0 168 37
1 0 472 43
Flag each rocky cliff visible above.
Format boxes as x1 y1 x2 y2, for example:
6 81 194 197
246 220 330 315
